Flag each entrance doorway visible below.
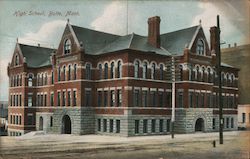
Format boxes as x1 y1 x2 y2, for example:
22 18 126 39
62 115 71 134
39 116 43 131
195 118 204 132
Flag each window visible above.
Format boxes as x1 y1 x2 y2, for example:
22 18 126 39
135 120 139 134
212 118 216 129
73 64 77 80
195 93 199 107
116 120 120 133
104 63 108 79
158 92 163 107
44 94 47 106
167 119 171 132
50 116 53 127
62 91 66 106
63 66 66 81
159 119 163 132
143 119 148 133
51 72 54 84
19 95 22 106
117 61 122 78
103 119 107 132
97 119 101 131
242 113 246 123
28 95 32 107
15 54 19 66
68 65 71 80
110 90 115 106
41 95 43 106
85 63 91 80
19 116 21 125
159 64 164 80
231 118 234 128
111 62 115 78
57 92 61 106
151 63 156 79
142 91 147 107
27 114 33 125
104 91 108 107
189 92 193 108
99 64 102 79
44 73 48 85
142 62 147 79
151 119 156 133
67 91 71 106
117 89 122 107
109 119 113 133
85 90 91 106
150 91 156 107
134 90 140 107
64 39 71 54
28 74 33 86
201 93 204 107
50 93 54 106
58 67 61 81
73 90 77 106
196 39 205 55
179 65 183 81
207 68 211 83
226 118 229 128
178 92 183 108
98 91 102 107
134 60 139 78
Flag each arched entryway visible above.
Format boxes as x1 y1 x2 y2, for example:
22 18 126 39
62 115 71 134
195 118 204 132
39 116 43 131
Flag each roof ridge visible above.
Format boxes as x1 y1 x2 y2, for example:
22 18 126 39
160 25 199 36
18 43 56 50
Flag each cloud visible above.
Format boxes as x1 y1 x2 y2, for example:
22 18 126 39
19 20 66 48
91 1 127 35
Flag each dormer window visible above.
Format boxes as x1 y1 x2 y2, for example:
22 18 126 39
15 54 19 66
196 39 205 55
64 39 71 54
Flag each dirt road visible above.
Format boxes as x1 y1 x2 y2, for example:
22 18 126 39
0 131 249 159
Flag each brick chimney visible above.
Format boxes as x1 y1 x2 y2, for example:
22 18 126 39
148 16 161 48
209 26 220 53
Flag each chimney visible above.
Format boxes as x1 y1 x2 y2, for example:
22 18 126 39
38 43 40 47
228 44 231 48
148 16 161 48
209 26 220 53
234 42 237 47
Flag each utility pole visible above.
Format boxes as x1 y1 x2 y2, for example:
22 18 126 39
216 15 223 145
171 56 175 139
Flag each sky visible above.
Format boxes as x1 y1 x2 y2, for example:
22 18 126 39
0 0 249 101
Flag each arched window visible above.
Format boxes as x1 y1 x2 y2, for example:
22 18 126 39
64 39 71 54
63 66 66 81
221 72 225 86
51 71 54 84
207 68 211 83
99 64 102 79
117 61 122 78
28 74 33 87
195 66 199 81
151 63 156 79
134 60 139 78
179 65 183 81
85 63 91 80
104 63 108 79
142 62 147 79
40 74 43 86
68 65 71 80
110 62 115 78
196 39 205 55
73 64 77 80
159 64 164 80
44 73 47 85
58 67 61 81
202 67 205 82
15 54 19 66
226 73 230 86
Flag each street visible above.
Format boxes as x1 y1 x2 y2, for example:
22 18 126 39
0 131 249 159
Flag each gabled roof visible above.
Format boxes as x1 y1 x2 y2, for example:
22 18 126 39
160 25 200 55
94 33 171 55
71 25 119 54
19 44 56 68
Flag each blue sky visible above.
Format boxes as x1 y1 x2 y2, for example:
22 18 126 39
0 0 249 101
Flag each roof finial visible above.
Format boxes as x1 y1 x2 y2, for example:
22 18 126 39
67 18 70 24
199 19 202 26
16 38 18 43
